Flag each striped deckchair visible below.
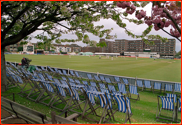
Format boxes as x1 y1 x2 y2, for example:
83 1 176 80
75 71 82 79
156 96 176 123
68 77 75 83
153 82 162 93
90 81 97 87
136 80 143 91
166 93 177 103
144 80 152 91
114 76 121 83
128 85 140 101
100 75 105 82
174 83 181 93
41 66 47 71
176 97 181 123
35 66 42 72
105 77 112 84
62 69 70 76
45 73 53 81
118 83 127 95
47 66 55 73
69 70 75 76
87 74 93 81
82 80 88 86
113 94 132 123
57 70 63 76
82 90 115 124
94 75 101 81
122 78 129 85
108 85 122 95
61 76 67 81
99 83 106 89
165 84 173 93
75 79 81 84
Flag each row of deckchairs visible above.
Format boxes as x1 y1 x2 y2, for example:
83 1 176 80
156 94 181 123
6 66 133 123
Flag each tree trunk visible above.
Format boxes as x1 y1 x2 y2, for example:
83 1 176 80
1 48 7 92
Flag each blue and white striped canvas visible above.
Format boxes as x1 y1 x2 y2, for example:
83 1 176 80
75 79 81 84
165 84 173 92
174 83 181 92
60 80 68 85
57 70 63 75
70 70 75 76
129 85 138 95
82 80 88 85
118 83 127 94
41 66 47 71
144 80 151 88
90 82 97 87
108 85 116 92
98 94 112 109
47 66 55 72
105 77 111 83
113 94 132 114
94 75 100 81
122 78 129 85
75 71 81 78
63 69 69 76
154 82 161 90
114 76 120 83
87 74 93 80
57 86 66 97
100 88 111 99
87 92 95 105
137 80 143 88
61 76 67 81
99 83 106 89
166 93 177 103
178 98 181 112
100 75 105 81
160 96 174 110
69 87 80 101
68 78 75 83
15 75 23 84
45 73 53 81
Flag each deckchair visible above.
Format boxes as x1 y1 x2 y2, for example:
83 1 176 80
45 73 53 81
122 78 129 85
113 94 133 123
94 75 101 82
82 80 88 86
118 83 127 95
75 79 81 84
156 96 176 123
153 82 162 93
35 66 42 72
108 85 122 95
87 73 94 81
61 76 67 81
128 85 140 101
114 76 121 83
75 71 82 79
164 84 174 93
176 97 181 123
62 69 70 76
68 77 75 83
57 69 64 76
166 93 177 103
41 66 48 72
81 90 115 123
99 83 106 89
105 77 112 84
99 75 105 82
136 80 143 91
144 80 152 91
70 70 76 77
174 83 181 93
90 81 97 87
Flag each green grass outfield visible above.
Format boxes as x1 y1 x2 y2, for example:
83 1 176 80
5 54 181 82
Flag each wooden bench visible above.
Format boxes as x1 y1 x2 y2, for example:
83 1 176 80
51 111 79 124
1 97 48 124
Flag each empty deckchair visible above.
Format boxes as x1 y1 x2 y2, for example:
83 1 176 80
108 85 122 95
156 96 176 123
90 81 97 87
75 71 82 79
128 85 140 101
174 83 181 93
176 97 181 123
114 76 121 83
45 73 53 81
105 77 112 84
99 83 106 89
82 90 115 124
87 74 94 81
100 75 105 82
122 78 129 85
61 76 67 81
75 79 81 84
62 69 70 76
41 66 47 72
144 80 152 91
35 66 42 72
164 84 174 93
118 83 127 95
136 80 143 91
153 82 162 93
166 93 177 103
94 75 101 81
113 94 133 123
82 80 88 86
68 78 75 83
47 66 56 73
57 69 63 76
70 70 76 77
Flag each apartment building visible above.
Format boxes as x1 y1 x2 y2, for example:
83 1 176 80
99 39 176 57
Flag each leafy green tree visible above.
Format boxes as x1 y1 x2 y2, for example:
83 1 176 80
1 1 117 91
175 50 181 57
17 47 23 52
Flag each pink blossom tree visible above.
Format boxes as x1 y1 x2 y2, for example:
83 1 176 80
116 1 181 42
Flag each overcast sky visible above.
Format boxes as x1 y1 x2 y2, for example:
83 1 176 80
31 2 181 52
